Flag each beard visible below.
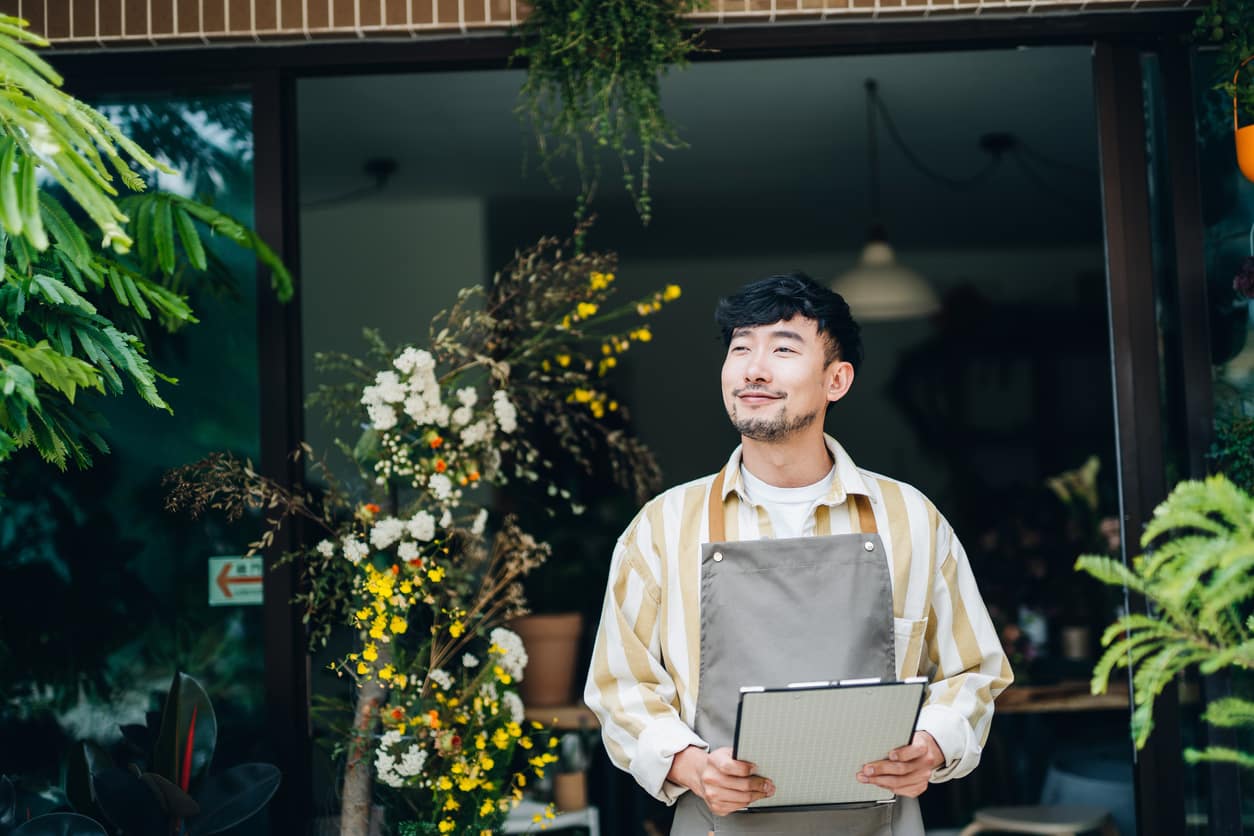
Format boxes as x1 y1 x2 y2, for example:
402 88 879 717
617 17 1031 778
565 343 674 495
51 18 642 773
727 390 820 442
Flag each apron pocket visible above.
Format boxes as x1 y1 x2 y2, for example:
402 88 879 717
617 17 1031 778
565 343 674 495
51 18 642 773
892 617 927 678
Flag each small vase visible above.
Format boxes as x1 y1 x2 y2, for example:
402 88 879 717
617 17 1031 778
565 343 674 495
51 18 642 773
509 612 585 707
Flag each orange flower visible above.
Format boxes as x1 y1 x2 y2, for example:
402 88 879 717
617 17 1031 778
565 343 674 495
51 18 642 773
435 459 448 473
430 436 444 449
391 708 405 720
390 564 400 575
363 503 381 515
468 471 480 482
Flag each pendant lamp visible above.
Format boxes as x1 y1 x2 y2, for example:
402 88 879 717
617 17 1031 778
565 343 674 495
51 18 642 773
831 80 940 321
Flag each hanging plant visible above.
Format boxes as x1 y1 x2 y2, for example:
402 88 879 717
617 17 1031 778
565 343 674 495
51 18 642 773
514 0 703 226
1195 0 1254 180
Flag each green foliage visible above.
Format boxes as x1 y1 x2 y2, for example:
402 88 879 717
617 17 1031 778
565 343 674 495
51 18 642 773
514 0 702 225
1076 474 1254 765
1209 413 1254 493
1194 0 1254 122
0 15 291 471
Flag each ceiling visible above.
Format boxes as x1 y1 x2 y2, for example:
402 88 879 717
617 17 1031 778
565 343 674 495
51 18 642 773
296 46 1104 248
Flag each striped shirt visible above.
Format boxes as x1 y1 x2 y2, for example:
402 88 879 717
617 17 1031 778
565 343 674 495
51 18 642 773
584 435 1014 804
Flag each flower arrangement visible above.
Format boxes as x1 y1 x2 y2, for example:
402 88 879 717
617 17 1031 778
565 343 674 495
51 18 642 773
165 227 677 835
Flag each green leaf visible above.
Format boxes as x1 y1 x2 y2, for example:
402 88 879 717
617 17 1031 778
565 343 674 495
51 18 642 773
0 338 101 400
174 206 207 271
153 672 217 788
153 196 175 276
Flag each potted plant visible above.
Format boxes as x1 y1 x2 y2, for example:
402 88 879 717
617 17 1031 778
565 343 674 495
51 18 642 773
166 228 678 835
1076 475 1254 767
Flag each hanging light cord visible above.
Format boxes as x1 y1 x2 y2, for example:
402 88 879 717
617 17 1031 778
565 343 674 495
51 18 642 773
868 80 1001 191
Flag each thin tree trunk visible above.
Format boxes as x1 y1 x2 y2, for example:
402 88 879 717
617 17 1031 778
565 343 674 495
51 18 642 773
340 658 388 836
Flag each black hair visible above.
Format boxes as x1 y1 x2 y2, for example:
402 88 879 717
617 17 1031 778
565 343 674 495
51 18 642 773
714 271 864 371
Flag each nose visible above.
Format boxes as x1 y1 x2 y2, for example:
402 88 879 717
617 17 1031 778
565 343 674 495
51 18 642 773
744 350 771 383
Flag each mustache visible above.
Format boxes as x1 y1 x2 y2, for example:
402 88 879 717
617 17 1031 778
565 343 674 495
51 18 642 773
732 385 785 398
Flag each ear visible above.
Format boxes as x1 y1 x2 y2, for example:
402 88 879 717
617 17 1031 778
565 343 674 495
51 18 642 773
825 361 855 405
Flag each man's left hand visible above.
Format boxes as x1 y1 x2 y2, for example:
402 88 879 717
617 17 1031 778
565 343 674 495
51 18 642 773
856 731 945 798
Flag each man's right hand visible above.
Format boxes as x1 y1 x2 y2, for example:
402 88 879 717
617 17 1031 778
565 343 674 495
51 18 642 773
667 745 775 816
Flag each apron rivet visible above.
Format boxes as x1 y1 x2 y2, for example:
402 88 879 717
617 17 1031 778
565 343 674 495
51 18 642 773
864 541 875 551
713 551 724 562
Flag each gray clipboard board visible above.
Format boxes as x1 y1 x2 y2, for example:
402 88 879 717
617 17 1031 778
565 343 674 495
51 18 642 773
731 677 928 812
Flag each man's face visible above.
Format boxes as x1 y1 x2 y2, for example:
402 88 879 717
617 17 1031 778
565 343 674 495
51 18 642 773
720 316 851 443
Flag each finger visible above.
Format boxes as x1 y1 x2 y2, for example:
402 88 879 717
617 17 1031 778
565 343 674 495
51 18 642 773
862 760 912 777
888 743 928 762
710 754 757 778
706 773 775 796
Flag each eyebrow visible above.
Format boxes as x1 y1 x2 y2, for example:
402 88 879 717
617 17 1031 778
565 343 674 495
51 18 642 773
731 327 806 343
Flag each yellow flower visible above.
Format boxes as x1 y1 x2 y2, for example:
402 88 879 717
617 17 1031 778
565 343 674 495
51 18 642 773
362 644 379 662
494 665 513 685
609 400 619 411
427 566 445 583
356 662 369 675
507 721 523 737
355 607 371 622
549 737 560 748
438 821 455 834
589 271 613 291
475 734 486 750
493 728 511 749
449 620 464 638
458 777 479 791
390 615 408 634
541 359 551 372
555 353 571 368
518 774 527 787
479 799 495 817
518 736 533 749
601 343 612 356
480 755 495 770
663 284 681 301
396 673 408 689
378 665 394 681
636 302 651 316
571 388 593 403
443 797 459 811
451 762 465 774
399 581 412 594
438 776 453 791
576 302 598 318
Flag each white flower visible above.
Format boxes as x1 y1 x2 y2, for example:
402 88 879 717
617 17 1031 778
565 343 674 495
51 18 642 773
451 405 474 428
456 387 478 407
380 729 403 747
407 511 436 542
428 474 453 501
462 653 479 668
369 517 406 550
490 627 528 680
428 668 454 690
439 509 453 528
366 403 397 431
397 541 419 562
374 371 407 403
479 681 499 702
396 746 427 777
472 509 488 536
394 347 433 375
459 420 491 447
315 539 336 557
502 691 525 723
493 391 518 433
430 403 451 428
402 394 429 424
375 752 404 788
341 536 369 565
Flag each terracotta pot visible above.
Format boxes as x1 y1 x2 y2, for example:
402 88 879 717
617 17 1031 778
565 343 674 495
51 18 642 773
510 612 584 707
554 771 588 812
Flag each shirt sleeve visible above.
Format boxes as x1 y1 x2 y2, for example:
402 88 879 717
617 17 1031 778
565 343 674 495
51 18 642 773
916 518 1014 782
583 518 707 804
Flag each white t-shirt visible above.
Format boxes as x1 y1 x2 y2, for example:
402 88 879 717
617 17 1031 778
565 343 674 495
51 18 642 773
739 463 837 539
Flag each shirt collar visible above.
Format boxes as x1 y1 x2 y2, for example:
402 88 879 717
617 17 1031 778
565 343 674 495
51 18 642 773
720 434 870 506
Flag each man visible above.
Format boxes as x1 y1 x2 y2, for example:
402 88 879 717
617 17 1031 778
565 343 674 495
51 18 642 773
584 273 1013 835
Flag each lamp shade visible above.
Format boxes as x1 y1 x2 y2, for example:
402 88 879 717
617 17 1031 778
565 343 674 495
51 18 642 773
830 239 940 321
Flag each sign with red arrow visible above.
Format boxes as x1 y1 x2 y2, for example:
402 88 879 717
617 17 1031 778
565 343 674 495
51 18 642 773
208 556 264 606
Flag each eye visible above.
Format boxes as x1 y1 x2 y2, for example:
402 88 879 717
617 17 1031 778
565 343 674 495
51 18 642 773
774 346 796 354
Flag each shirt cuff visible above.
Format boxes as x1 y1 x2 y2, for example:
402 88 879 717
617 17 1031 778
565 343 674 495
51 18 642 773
916 703 980 782
631 717 709 804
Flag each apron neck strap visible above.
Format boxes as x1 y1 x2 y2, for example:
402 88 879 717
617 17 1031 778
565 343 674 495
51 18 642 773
708 467 728 544
706 466 879 542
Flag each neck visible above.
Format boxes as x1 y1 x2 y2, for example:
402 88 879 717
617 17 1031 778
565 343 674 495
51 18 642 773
739 427 833 488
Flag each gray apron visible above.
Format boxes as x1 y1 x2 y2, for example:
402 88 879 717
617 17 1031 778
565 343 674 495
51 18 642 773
671 468 925 836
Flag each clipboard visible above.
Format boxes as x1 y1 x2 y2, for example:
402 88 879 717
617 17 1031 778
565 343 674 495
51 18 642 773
731 677 928 812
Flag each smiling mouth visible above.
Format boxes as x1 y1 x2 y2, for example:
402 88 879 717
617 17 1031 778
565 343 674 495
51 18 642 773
734 388 784 404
